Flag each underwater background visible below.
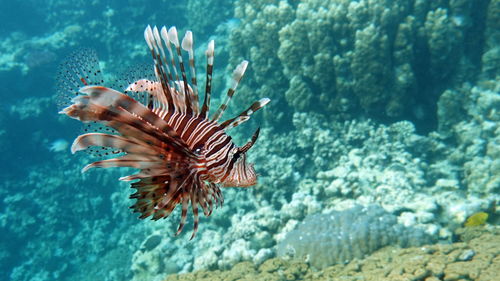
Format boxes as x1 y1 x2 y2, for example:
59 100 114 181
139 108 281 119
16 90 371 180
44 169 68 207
0 0 499 280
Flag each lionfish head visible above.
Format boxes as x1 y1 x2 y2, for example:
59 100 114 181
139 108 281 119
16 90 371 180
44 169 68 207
221 128 260 187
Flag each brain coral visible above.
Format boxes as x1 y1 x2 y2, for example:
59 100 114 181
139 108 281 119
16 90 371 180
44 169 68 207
277 205 433 269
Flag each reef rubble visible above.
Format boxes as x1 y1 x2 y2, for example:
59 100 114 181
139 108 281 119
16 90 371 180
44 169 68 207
164 226 500 281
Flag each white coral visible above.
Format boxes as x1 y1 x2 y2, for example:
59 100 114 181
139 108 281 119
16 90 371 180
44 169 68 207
48 139 69 152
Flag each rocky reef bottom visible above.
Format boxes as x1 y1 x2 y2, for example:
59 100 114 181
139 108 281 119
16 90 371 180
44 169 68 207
164 226 499 281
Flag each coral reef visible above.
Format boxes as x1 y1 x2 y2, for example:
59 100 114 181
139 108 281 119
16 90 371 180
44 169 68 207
129 95 498 279
164 226 500 281
229 0 295 125
10 96 52 120
131 71 499 276
229 0 496 131
4 65 498 281
186 0 236 40
0 26 80 74
437 79 500 197
2 0 499 280
482 0 500 79
0 154 141 281
0 1 187 78
277 205 433 269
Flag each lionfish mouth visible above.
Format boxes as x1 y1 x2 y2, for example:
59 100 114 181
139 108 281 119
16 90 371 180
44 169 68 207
57 25 269 239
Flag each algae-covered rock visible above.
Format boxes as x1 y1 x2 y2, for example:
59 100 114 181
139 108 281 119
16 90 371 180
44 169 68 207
165 227 500 281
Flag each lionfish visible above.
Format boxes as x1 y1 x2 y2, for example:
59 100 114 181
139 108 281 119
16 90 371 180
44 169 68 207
58 25 270 239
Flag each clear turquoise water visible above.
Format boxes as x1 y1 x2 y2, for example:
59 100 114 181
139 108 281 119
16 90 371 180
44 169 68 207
1 1 498 280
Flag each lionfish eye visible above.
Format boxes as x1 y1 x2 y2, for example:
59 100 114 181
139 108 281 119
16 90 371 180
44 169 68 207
233 150 241 160
193 144 204 154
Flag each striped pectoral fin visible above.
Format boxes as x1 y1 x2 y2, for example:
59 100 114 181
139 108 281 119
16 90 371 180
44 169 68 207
104 119 164 149
81 154 163 173
197 193 209 217
129 176 179 220
175 192 190 236
71 133 157 155
131 176 165 187
206 195 214 217
133 196 177 220
173 172 196 236
70 104 193 162
216 184 224 207
151 201 177 220
119 168 173 181
198 184 213 216
79 85 194 157
131 172 200 233
79 85 178 138
119 160 185 181
155 201 183 220
62 98 170 153
208 183 223 209
59 95 111 122
103 110 189 157
220 98 271 130
204 184 216 215
189 187 200 240
156 189 182 219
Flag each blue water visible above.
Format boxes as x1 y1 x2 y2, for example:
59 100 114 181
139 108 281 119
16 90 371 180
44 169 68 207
1 0 498 280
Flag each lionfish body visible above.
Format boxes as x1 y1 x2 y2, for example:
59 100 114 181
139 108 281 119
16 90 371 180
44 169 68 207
59 26 269 239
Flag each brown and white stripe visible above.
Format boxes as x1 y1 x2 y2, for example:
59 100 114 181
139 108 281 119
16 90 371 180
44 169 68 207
60 25 270 239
